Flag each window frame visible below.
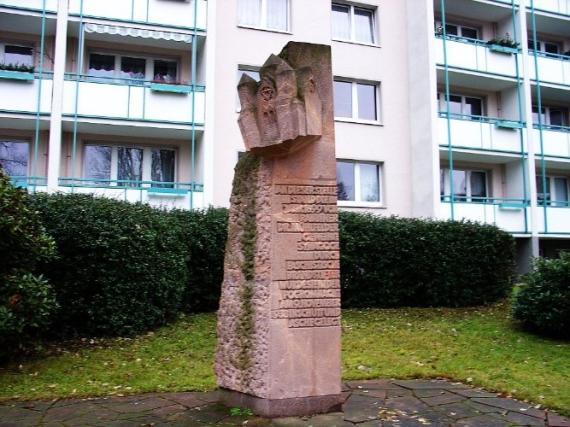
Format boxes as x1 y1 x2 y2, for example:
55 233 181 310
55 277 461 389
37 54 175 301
0 42 35 67
332 2 378 46
82 142 178 188
336 159 383 207
532 105 569 127
334 78 381 124
435 21 480 40
236 65 261 111
86 50 181 84
237 0 291 33
440 168 490 203
438 92 486 119
528 38 562 55
0 138 30 178
536 174 570 206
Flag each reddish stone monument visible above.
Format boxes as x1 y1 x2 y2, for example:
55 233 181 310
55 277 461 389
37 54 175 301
215 42 342 418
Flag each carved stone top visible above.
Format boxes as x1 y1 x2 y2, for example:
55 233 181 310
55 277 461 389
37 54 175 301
238 54 323 157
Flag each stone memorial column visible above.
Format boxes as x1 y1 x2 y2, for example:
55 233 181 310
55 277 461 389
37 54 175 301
215 42 342 418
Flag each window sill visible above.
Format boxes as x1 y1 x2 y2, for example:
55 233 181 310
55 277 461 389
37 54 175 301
335 117 383 126
338 201 386 209
237 24 292 35
332 38 380 49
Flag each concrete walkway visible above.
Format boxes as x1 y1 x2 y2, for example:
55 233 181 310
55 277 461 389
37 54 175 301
0 379 568 426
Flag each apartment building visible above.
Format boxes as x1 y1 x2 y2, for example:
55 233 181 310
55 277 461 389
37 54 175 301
0 0 569 270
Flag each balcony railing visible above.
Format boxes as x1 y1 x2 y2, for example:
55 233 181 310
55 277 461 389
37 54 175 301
58 177 204 209
68 0 207 30
533 125 570 157
62 74 205 125
435 35 520 77
0 0 58 12
531 0 570 15
529 50 570 86
537 203 570 234
440 196 529 233
438 112 525 153
0 71 53 116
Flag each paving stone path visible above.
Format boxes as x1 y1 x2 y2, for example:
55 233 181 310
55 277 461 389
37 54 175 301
1 379 568 427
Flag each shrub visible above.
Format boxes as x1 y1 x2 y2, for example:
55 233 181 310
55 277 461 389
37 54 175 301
30 193 188 337
339 212 515 308
513 253 570 338
169 208 228 313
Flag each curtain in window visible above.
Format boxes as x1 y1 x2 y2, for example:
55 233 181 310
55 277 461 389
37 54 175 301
151 149 176 188
117 147 143 187
0 141 29 177
238 0 261 27
357 83 377 121
84 145 111 185
267 0 288 30
360 164 380 202
354 8 374 44
451 170 467 200
332 4 350 39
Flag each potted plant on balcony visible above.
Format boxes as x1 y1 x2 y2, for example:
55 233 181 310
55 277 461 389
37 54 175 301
487 33 520 54
0 63 35 81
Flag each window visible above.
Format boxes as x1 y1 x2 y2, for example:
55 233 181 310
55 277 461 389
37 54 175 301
334 79 379 122
537 175 569 206
337 160 382 203
532 105 568 127
332 3 376 44
87 53 180 84
1 44 34 67
236 66 260 110
84 144 177 188
435 22 479 39
440 168 488 202
528 38 561 55
238 0 289 32
439 93 484 119
0 140 29 177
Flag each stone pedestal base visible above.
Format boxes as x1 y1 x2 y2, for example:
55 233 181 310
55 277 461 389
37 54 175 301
218 389 343 418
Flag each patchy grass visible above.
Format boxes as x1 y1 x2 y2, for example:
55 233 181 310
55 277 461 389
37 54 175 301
0 302 568 415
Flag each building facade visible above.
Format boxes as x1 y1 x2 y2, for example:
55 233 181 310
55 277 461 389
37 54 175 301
0 0 569 269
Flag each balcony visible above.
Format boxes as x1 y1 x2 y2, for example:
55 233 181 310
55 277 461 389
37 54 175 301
529 52 570 86
62 76 205 126
0 0 57 12
435 36 519 77
440 197 529 234
0 73 53 117
438 113 525 153
57 178 204 210
538 204 570 234
531 0 570 15
534 125 570 157
68 0 207 30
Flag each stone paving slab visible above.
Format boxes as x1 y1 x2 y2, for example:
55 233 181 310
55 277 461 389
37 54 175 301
0 379 568 426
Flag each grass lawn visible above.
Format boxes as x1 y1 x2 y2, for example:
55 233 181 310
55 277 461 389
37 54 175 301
0 301 568 416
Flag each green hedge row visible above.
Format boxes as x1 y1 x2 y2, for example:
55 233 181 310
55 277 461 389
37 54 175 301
2 187 517 344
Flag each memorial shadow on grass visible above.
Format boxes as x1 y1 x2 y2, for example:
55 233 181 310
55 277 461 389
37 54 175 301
0 301 568 416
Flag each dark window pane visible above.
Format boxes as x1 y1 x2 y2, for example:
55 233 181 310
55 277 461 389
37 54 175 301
465 97 482 117
120 57 146 82
527 39 535 49
332 4 350 39
154 60 177 83
440 169 446 196
357 83 377 121
549 109 566 126
151 149 176 188
445 24 458 36
0 141 28 176
334 80 353 118
84 145 111 184
88 54 115 79
544 42 559 54
536 176 551 204
117 147 143 187
5 45 33 66
470 171 487 199
336 161 355 201
461 27 478 39
354 7 374 44
360 163 380 202
554 177 568 204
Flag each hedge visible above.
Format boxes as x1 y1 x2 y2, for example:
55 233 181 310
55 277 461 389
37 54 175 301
0 170 57 356
339 212 515 307
25 194 516 339
513 253 570 338
30 194 188 337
